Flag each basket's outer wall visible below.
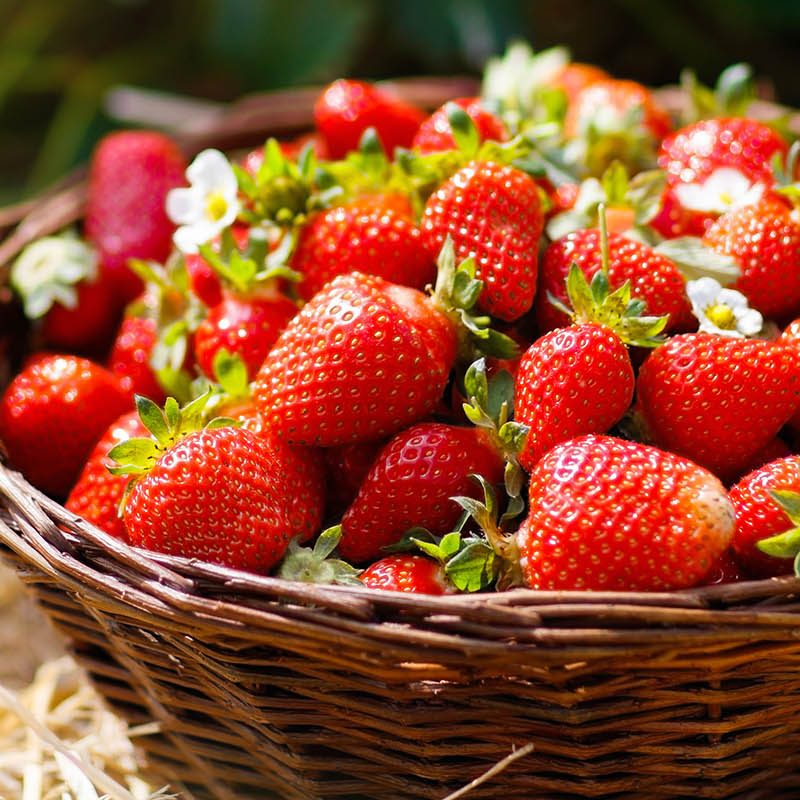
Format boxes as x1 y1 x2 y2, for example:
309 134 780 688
4 81 800 799
4 466 800 800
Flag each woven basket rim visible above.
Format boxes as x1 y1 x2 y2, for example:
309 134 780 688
2 77 800 644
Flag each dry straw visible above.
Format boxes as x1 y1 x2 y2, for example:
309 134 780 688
3 79 800 800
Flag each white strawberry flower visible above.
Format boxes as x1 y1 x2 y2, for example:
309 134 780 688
674 167 764 214
687 277 763 338
166 149 241 254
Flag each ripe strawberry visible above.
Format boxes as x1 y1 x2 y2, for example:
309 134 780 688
360 555 450 594
113 399 292 573
253 272 458 447
237 409 325 543
108 316 165 403
291 197 435 303
421 160 543 322
636 333 800 481
729 456 800 578
185 253 223 308
0 355 131 497
85 131 187 303
536 230 691 334
659 117 786 188
703 194 800 320
549 62 609 102
516 323 634 471
517 435 734 590
338 422 504 563
323 439 383 513
411 97 508 154
701 549 744 586
41 272 121 355
314 79 425 159
193 294 298 382
65 410 146 541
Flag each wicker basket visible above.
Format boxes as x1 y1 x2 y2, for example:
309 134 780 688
3 79 800 800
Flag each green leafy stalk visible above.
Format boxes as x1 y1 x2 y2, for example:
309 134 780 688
277 526 362 585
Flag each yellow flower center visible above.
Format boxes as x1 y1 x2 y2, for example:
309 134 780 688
718 190 733 206
205 191 228 222
706 303 736 330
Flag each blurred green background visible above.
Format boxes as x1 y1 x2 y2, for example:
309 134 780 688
3 0 800 206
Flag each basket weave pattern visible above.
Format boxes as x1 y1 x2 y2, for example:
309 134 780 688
3 80 800 799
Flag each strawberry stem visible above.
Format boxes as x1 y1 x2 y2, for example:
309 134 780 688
598 202 610 276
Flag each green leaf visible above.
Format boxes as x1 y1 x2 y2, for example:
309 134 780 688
464 358 489 413
757 527 800 559
313 525 343 560
771 490 800 525
135 395 170 445
164 396 180 432
600 161 629 204
474 329 519 360
382 527 436 554
716 63 754 115
213 349 250 399
446 102 480 157
107 438 160 474
487 370 515 422
445 540 498 592
438 531 463 560
498 421 529 455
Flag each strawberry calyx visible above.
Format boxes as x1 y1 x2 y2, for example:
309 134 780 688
461 357 529 516
680 63 755 124
10 230 98 319
431 237 519 361
755 489 800 575
546 161 666 240
773 141 800 208
277 525 362 585
549 263 668 348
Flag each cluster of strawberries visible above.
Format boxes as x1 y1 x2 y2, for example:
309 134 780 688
3 42 800 594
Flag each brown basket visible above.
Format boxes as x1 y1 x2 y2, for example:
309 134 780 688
3 78 800 800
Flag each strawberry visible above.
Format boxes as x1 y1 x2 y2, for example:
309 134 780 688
323 439 383 513
411 97 508 154
108 316 166 403
360 555 450 594
516 265 666 471
112 397 292 573
193 294 298 382
516 435 734 591
549 62 609 102
659 117 786 189
252 272 458 447
338 422 504 563
536 229 692 334
703 194 800 320
185 253 224 308
85 131 187 303
290 197 435 303
701 549 744 586
636 333 800 481
421 160 544 322
314 79 424 159
729 455 800 578
0 355 131 497
237 409 325 543
65 410 146 541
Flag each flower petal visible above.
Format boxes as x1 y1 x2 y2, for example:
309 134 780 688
166 187 204 225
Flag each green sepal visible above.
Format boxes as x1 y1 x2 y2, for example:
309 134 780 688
756 527 800 560
653 237 741 285
212 349 250 400
276 526 362 586
381 527 437 554
562 264 668 348
681 63 755 123
136 394 172 447
446 103 480 158
601 160 629 204
444 539 499 592
106 438 161 476
772 489 800 523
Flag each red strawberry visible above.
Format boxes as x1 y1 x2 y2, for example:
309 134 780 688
549 62 609 102
536 230 692 334
360 555 450 595
65 410 146 541
701 549 744 586
338 422 504 563
650 187 710 239
729 455 800 578
314 79 424 159
108 316 165 403
253 272 458 446
41 272 121 355
238 409 326 543
85 131 187 303
115 403 292 573
0 355 131 497
516 323 635 471
291 197 435 303
185 253 223 308
517 435 734 591
421 160 543 322
323 439 383 513
193 294 298 382
659 118 787 188
411 97 508 154
636 333 800 481
703 194 800 320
